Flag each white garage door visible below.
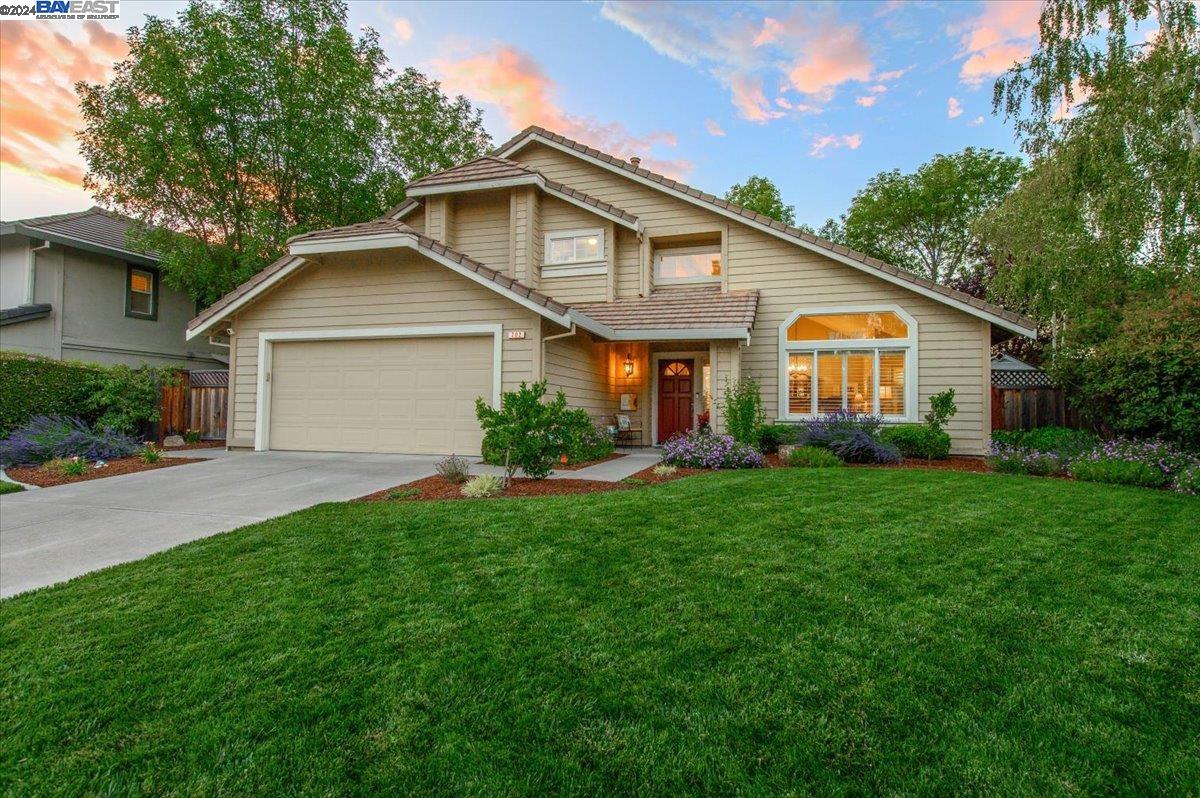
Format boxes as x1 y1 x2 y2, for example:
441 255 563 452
268 336 493 455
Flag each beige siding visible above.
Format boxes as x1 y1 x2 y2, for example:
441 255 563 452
511 142 992 454
540 274 608 305
537 195 613 303
542 324 611 423
450 192 510 274
614 228 641 299
400 205 425 234
228 249 540 446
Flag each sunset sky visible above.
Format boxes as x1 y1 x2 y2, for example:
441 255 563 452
1 0 1126 225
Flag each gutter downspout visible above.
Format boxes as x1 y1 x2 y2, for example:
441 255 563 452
27 240 49 305
540 324 576 380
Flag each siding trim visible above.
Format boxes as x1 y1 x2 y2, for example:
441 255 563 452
253 323 503 451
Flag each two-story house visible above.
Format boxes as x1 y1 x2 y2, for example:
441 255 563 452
186 126 1035 456
1 207 223 369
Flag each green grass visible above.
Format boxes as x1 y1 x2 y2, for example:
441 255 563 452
2 469 1198 795
0 480 23 494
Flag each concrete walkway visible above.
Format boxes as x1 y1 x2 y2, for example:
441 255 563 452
0 451 444 598
550 451 661 482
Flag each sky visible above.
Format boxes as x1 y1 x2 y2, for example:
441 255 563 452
0 0 1086 226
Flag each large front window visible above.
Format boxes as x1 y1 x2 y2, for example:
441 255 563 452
781 309 914 419
654 246 721 284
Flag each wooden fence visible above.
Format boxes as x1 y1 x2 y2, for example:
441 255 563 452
991 386 1082 431
158 371 228 441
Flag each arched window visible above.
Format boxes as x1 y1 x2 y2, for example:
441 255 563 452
663 361 691 377
778 307 916 420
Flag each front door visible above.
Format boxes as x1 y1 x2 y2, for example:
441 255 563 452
657 359 694 443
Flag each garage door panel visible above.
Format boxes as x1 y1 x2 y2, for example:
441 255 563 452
269 335 492 455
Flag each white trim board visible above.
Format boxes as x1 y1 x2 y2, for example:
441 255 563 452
253 323 503 452
497 131 1034 338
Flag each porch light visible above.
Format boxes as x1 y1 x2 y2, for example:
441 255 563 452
623 353 635 377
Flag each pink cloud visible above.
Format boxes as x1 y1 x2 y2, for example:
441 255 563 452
433 45 692 179
728 73 786 123
0 20 127 188
947 96 963 118
392 17 413 44
874 66 913 81
968 115 985 126
954 1 1042 86
810 133 862 157
704 118 726 137
856 95 878 107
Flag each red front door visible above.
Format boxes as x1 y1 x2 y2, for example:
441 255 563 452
657 359 694 443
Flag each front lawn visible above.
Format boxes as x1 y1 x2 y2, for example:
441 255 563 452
2 469 1197 794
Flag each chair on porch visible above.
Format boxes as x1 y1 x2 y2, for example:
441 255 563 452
610 413 646 448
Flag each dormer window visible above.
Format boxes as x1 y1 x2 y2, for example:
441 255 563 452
655 246 722 285
545 229 604 266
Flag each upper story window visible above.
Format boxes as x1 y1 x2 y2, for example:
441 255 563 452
126 265 158 320
545 229 604 266
654 246 722 285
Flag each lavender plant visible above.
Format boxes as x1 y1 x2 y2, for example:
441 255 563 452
0 415 140 466
661 431 763 469
796 411 900 464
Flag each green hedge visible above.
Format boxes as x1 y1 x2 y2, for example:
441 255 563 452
0 352 102 437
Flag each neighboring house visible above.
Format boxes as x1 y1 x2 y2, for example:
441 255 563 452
0 207 222 369
187 126 1036 456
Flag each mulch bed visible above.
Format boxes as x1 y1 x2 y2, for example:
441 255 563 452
7 456 205 488
626 465 707 484
359 474 632 502
551 453 625 471
161 441 225 451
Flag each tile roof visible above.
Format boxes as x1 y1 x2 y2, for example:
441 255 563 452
542 178 640 228
573 285 758 332
407 156 538 188
190 218 570 334
2 206 159 259
495 126 1035 333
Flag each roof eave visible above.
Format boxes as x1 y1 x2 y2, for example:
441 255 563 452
407 174 542 197
3 222 159 266
568 310 751 343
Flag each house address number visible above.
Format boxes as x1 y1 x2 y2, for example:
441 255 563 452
507 330 527 340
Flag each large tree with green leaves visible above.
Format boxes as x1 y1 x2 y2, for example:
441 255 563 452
77 0 491 305
834 149 1024 285
724 176 796 225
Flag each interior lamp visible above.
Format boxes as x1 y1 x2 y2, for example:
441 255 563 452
623 353 635 377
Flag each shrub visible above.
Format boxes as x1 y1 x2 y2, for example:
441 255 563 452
651 463 677 477
1070 458 1169 488
183 429 202 445
786 445 843 468
1023 452 1064 477
435 454 471 484
987 445 1028 474
476 381 564 482
796 411 900 464
0 416 140 466
47 457 88 477
140 444 162 464
924 388 958 432
553 408 614 463
881 424 951 460
461 474 504 498
1173 464 1200 496
661 430 763 469
85 364 177 435
991 426 1099 460
722 377 765 446
0 352 100 437
757 423 797 454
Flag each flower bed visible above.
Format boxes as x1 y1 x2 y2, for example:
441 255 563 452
6 456 204 488
661 431 763 469
358 475 631 502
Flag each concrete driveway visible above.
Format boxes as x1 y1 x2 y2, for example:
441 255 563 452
1 450 444 598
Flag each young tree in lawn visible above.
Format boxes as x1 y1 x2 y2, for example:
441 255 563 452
77 0 491 306
724 176 796 225
837 149 1025 285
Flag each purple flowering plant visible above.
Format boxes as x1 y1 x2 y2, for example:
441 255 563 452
796 410 900 464
0 415 140 467
662 430 763 469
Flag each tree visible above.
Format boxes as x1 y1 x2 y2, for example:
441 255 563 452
982 0 1199 335
836 149 1024 284
77 0 491 305
724 176 796 225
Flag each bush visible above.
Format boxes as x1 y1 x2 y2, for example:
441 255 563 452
1070 458 1169 488
1173 464 1200 496
796 411 900 464
0 416 140 466
47 457 88 477
435 454 471 484
553 408 614 463
987 445 1066 477
757 424 797 454
786 445 843 468
477 381 565 481
0 352 99 437
140 444 162 464
881 424 951 460
1023 452 1064 477
722 377 765 446
987 445 1028 474
183 429 202 445
651 463 677 478
924 388 958 432
991 426 1099 460
86 364 177 434
661 430 763 469
461 474 504 498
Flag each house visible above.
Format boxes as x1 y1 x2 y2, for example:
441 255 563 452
0 207 223 369
186 126 1036 457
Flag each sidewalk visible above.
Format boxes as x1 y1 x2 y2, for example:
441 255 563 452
549 451 661 482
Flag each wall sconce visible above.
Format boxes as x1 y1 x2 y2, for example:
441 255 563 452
623 353 635 377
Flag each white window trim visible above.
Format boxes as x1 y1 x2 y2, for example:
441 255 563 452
254 323 503 452
654 244 722 286
776 305 918 422
544 228 605 268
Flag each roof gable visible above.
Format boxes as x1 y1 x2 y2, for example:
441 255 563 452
495 126 1035 337
1 206 158 265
